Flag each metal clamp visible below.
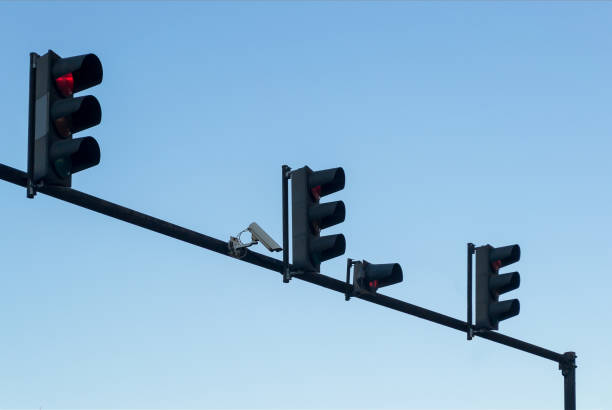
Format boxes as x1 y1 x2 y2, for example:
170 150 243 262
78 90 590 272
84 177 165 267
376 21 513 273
228 236 249 259
26 178 39 198
283 267 303 283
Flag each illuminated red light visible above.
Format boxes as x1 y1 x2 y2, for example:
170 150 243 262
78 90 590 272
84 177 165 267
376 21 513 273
368 280 379 289
491 259 502 271
311 185 322 201
55 73 74 97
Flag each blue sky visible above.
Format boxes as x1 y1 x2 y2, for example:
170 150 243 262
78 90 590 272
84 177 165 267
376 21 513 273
1 1 611 409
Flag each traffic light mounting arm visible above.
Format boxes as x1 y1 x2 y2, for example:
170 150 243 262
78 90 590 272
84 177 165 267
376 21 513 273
282 164 292 283
26 53 38 198
345 258 355 300
467 242 475 340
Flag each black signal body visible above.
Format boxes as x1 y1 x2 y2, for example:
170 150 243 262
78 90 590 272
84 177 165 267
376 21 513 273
475 244 521 331
30 50 102 187
353 260 403 295
291 166 346 273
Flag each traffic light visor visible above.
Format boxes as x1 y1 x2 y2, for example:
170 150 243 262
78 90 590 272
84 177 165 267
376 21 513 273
363 261 403 288
309 201 345 230
51 95 101 136
310 234 346 264
490 299 520 323
489 272 520 295
489 244 520 268
52 53 103 95
50 136 100 177
309 167 345 197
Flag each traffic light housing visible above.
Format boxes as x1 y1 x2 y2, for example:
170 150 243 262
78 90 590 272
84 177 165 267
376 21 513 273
353 260 403 295
475 244 521 330
29 50 102 187
291 166 346 273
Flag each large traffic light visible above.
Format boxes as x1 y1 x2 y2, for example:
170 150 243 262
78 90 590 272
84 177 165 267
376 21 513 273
352 260 403 295
475 244 521 330
29 50 102 187
291 166 345 273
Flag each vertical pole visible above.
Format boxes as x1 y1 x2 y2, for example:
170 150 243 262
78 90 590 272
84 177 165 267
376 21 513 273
345 258 353 301
26 52 38 198
560 351 576 410
282 165 290 283
467 242 475 340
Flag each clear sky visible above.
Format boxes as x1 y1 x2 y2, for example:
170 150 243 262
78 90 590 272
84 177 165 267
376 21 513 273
1 1 611 409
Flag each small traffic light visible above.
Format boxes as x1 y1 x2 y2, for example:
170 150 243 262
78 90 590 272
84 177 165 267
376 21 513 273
475 244 521 330
353 260 403 295
29 50 102 187
291 166 346 273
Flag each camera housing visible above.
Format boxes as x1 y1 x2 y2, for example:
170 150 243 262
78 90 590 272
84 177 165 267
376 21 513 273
248 222 282 252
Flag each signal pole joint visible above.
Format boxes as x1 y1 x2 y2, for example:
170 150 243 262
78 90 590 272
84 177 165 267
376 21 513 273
559 351 577 410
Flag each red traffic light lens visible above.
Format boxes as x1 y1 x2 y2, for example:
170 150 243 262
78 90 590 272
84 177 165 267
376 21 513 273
368 280 379 290
311 185 322 201
55 73 74 97
491 259 502 271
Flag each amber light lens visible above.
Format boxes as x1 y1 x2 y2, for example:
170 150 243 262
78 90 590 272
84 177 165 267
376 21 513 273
55 73 74 97
54 116 72 138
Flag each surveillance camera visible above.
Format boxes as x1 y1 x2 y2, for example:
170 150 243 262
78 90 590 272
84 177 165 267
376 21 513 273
248 222 282 252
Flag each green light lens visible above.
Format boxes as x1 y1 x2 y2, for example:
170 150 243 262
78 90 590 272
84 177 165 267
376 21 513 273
53 157 72 178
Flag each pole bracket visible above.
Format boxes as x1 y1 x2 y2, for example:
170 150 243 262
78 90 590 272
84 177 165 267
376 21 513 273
26 52 39 199
283 268 303 283
467 242 475 340
559 351 577 375
344 258 356 301
26 179 38 198
281 165 292 283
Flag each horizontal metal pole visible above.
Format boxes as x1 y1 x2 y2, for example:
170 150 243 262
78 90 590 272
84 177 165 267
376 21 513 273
477 330 564 362
0 162 566 364
0 163 281 272
1 162 27 187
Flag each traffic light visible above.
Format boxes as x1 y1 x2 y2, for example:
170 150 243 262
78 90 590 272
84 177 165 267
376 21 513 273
291 166 345 273
29 50 102 187
353 260 403 295
475 244 521 330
